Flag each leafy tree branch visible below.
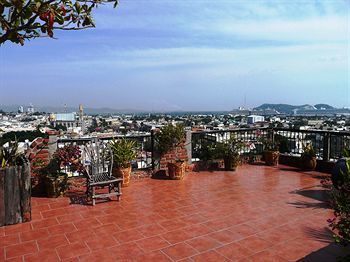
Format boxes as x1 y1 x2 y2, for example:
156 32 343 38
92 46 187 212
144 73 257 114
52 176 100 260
0 0 118 45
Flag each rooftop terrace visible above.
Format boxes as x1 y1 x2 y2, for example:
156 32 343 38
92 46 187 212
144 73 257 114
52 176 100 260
1 164 350 261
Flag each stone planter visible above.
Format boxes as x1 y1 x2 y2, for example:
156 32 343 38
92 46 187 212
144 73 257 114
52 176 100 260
168 162 186 180
264 151 279 166
0 163 31 226
113 166 131 187
301 157 317 171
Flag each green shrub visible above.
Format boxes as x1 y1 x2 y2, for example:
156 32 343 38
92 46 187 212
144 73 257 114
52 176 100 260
328 160 350 246
109 139 137 168
155 124 185 157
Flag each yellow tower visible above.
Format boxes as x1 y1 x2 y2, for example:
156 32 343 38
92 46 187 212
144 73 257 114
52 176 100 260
79 104 85 134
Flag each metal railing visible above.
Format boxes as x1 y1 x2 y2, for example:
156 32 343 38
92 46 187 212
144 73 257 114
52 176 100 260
191 128 270 160
192 128 350 163
55 128 350 175
57 134 153 175
274 128 350 161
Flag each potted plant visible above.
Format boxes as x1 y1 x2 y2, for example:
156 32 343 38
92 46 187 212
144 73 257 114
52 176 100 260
41 145 83 197
260 136 279 166
156 124 186 180
215 136 243 171
301 143 317 170
193 138 217 171
110 138 137 187
0 141 31 226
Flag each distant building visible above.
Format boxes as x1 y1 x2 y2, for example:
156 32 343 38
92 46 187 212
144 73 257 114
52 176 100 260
50 112 77 129
27 104 35 114
18 106 24 113
247 115 265 124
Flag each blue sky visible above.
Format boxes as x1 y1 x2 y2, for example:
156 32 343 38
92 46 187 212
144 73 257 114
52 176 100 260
0 0 349 111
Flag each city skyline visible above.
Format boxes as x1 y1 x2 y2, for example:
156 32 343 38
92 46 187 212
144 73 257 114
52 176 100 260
1 0 349 111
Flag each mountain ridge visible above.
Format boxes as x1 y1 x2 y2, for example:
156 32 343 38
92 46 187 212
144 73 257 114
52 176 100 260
254 103 334 114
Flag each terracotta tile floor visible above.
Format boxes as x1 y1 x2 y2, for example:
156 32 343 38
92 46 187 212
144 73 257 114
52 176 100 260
1 164 350 261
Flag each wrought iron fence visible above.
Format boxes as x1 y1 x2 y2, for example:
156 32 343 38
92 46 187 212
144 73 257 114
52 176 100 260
274 128 350 161
192 128 350 162
56 128 350 175
191 128 270 161
57 134 153 175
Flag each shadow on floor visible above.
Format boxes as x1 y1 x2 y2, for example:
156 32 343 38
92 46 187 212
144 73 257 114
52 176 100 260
288 200 329 209
304 227 333 243
298 227 350 262
65 191 89 205
289 185 330 210
298 244 350 262
65 191 116 206
151 170 171 180
291 186 330 202
279 167 301 172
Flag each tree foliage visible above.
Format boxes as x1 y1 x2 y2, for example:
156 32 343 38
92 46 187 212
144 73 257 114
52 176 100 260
0 130 48 145
0 0 118 45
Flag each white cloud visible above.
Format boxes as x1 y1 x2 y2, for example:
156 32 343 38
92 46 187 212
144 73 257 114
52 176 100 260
197 16 349 42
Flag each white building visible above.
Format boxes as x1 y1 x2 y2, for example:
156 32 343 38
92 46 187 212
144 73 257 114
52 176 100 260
50 112 77 129
247 115 265 124
27 104 35 114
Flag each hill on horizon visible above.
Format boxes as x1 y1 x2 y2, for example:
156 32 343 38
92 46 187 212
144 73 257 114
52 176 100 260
254 103 334 114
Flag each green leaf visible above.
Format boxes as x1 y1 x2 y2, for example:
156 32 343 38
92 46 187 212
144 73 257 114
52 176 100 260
24 7 32 19
54 12 64 25
3 1 12 8
74 1 81 13
56 16 64 25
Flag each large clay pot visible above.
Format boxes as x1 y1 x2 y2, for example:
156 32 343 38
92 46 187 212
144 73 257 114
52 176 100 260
223 157 238 171
168 162 186 180
301 157 317 171
264 151 279 166
113 166 131 187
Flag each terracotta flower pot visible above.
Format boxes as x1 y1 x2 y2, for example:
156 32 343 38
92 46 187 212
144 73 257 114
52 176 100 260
168 162 186 180
301 157 317 171
264 151 279 166
113 166 132 187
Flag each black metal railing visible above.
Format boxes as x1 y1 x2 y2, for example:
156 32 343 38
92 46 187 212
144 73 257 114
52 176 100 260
57 133 153 175
191 128 270 160
192 128 350 163
274 128 350 161
56 128 350 175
